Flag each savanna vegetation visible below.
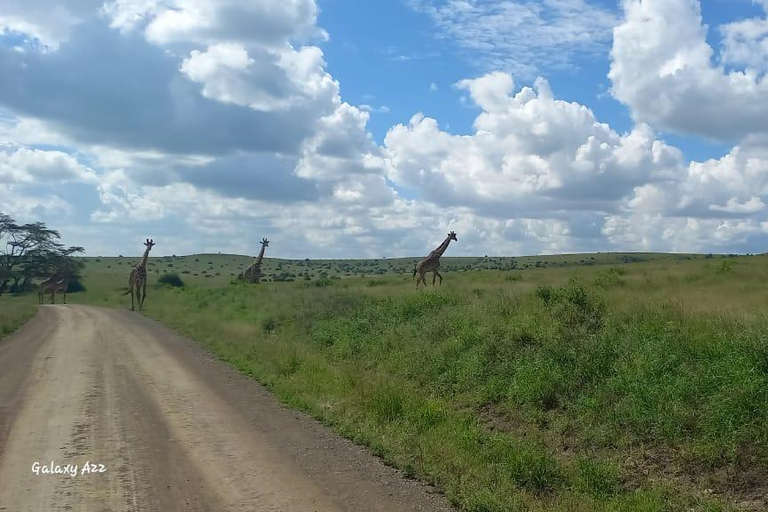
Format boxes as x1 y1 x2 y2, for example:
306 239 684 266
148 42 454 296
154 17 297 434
3 250 752 511
2 240 766 510
0 212 85 297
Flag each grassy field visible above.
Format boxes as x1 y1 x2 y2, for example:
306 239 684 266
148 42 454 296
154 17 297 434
74 251 710 288
3 252 767 511
0 292 37 338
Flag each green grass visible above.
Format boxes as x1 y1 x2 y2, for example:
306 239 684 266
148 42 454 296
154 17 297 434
0 293 38 338
2 251 765 510
73 251 711 288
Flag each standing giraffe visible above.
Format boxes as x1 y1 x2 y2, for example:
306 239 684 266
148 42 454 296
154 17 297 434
38 272 70 305
413 231 458 287
239 238 269 283
122 238 155 311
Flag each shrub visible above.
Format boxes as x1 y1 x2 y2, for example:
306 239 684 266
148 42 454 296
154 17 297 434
594 267 626 288
535 279 605 335
715 259 733 275
158 273 184 288
66 278 86 293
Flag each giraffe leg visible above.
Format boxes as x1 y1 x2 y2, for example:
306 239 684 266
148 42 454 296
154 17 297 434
131 288 135 311
136 287 143 311
435 270 443 285
432 272 436 285
63 289 67 304
141 281 147 309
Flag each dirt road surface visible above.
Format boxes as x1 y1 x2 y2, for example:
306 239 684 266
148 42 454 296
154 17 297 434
0 305 455 512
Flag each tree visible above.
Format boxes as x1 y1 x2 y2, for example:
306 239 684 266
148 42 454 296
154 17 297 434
0 213 84 296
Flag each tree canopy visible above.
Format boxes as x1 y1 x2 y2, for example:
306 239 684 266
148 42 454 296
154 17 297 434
0 213 84 296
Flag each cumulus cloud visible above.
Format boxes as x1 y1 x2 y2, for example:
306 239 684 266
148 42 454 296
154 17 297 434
0 143 97 184
625 145 768 219
602 213 768 253
610 0 768 142
0 0 99 49
720 16 768 71
179 43 338 112
0 183 74 219
102 0 327 47
385 73 683 216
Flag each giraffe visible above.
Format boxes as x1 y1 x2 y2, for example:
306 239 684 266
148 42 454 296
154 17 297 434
38 272 70 305
121 238 155 311
239 238 269 283
413 231 458 287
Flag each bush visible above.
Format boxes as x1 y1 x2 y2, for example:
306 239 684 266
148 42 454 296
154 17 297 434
66 277 86 293
715 259 733 275
158 273 184 288
594 267 626 288
535 279 605 335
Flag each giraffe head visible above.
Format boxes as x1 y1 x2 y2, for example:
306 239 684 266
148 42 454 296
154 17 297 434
144 238 156 250
261 238 270 247
448 231 458 241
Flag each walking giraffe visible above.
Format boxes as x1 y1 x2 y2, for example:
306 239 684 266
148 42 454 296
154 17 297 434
413 231 458 287
38 272 70 305
122 238 155 311
239 238 269 283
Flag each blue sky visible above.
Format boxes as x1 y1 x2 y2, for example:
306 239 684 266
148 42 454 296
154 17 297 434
2 0 768 258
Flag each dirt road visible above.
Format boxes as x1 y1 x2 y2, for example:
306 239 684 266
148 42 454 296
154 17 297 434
0 305 454 511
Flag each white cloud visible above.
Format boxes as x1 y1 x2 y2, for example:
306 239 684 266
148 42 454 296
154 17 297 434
359 104 390 114
0 183 74 219
408 0 618 77
295 103 387 183
0 0 95 49
625 145 768 219
710 196 766 215
179 43 338 112
720 16 768 71
602 213 768 253
0 144 97 184
385 73 683 215
102 0 328 47
610 0 768 142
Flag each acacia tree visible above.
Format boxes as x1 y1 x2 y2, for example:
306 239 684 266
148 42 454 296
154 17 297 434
0 213 84 296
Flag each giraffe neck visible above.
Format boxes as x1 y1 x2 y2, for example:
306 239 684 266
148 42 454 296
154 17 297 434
430 236 452 259
255 244 267 265
138 246 151 270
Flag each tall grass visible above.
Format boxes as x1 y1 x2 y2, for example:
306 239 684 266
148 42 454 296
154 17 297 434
0 293 37 338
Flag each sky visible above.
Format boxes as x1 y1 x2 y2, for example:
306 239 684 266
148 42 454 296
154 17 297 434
2 0 768 258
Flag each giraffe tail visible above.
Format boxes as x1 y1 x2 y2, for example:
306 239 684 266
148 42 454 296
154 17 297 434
120 289 132 296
